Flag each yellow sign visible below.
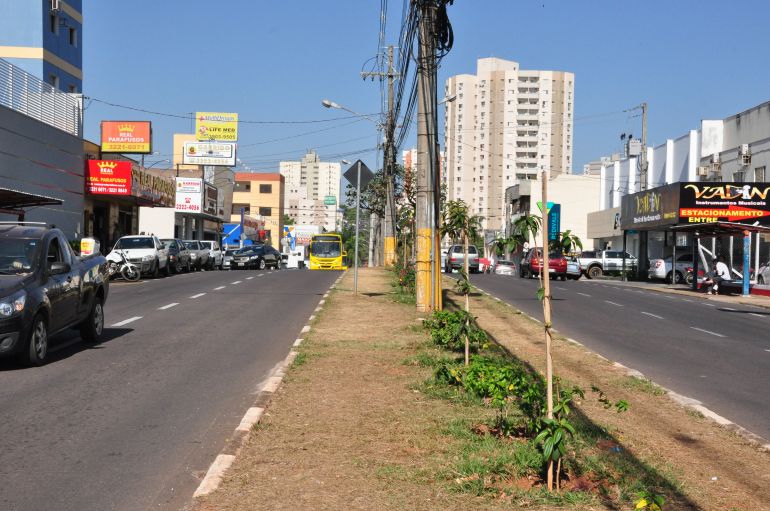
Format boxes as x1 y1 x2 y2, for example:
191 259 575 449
195 112 238 141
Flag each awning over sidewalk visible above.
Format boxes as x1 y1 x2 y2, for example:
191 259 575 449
0 187 63 220
671 221 770 237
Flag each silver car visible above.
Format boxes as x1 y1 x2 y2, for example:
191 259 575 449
494 260 516 276
444 244 480 273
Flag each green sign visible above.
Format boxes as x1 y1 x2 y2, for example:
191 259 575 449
536 201 554 214
324 195 336 205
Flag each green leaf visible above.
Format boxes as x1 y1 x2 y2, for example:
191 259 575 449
536 287 545 301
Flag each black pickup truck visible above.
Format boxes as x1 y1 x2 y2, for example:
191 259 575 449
0 223 110 366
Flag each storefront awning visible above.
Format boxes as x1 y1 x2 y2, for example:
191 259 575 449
0 187 63 219
671 221 770 237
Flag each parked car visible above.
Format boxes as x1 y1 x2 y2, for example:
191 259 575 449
108 235 169 277
183 240 210 271
648 253 694 283
444 244 480 273
758 262 770 285
519 248 568 280
161 238 192 273
494 260 516 276
200 241 223 270
579 250 637 279
231 245 266 270
222 248 240 270
264 245 283 269
0 224 110 366
566 256 582 280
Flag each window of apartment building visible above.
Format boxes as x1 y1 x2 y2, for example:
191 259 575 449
232 203 250 215
259 207 272 217
480 101 485 108
50 14 58 34
235 181 251 192
48 74 59 89
754 166 766 182
69 27 78 47
456 177 461 182
259 184 272 193
68 84 77 93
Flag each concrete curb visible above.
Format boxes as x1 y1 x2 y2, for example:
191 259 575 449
192 271 345 500
472 284 770 453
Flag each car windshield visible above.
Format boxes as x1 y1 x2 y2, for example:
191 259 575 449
497 260 513 266
0 239 40 274
201 242 213 249
184 241 200 250
115 237 154 249
160 239 176 248
311 241 341 257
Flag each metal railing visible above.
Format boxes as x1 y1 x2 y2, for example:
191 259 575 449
0 58 82 137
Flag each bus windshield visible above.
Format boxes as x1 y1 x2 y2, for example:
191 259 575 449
311 241 341 258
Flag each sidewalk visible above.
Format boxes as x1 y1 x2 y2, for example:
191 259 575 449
191 268 770 511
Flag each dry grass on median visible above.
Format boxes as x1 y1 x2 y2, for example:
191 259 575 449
192 268 770 511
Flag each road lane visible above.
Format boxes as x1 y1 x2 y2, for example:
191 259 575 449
0 268 339 511
466 274 770 441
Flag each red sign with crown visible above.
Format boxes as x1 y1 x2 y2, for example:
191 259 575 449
86 160 132 195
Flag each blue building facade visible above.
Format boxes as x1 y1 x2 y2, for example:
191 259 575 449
0 0 83 92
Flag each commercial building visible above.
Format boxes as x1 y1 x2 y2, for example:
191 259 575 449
231 173 284 248
444 57 574 231
0 0 83 92
279 150 340 232
586 100 770 284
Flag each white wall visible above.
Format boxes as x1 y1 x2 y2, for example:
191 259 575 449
138 207 175 239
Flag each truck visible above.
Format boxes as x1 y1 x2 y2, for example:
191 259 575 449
0 223 110 366
578 250 637 279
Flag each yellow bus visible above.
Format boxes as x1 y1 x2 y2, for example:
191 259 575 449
308 233 347 270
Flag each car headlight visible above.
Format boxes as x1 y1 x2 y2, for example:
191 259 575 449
142 255 154 262
0 291 26 317
250 255 259 260
190 253 197 259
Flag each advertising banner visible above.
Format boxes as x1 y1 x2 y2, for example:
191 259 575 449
679 182 770 225
133 168 175 207
183 142 237 166
203 183 218 216
195 112 238 141
620 183 680 230
101 121 152 153
86 160 132 195
175 178 203 213
548 204 561 241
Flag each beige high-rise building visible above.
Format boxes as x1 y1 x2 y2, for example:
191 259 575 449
280 150 341 232
444 57 574 231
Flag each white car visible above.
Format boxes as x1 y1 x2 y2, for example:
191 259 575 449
200 241 223 270
108 235 169 277
758 262 770 285
648 254 694 283
566 256 582 280
494 260 516 276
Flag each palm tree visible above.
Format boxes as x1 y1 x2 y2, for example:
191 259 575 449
441 200 482 365
551 229 583 256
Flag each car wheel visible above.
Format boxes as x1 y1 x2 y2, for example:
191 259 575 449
174 260 182 274
185 260 192 272
587 266 602 279
258 258 266 270
164 259 171 277
80 296 104 343
152 259 160 278
22 314 48 366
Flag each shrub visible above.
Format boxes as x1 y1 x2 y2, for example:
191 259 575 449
423 310 488 352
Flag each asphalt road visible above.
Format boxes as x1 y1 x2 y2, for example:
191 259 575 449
466 273 770 442
0 268 339 511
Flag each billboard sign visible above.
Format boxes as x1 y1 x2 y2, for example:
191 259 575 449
101 121 152 153
175 178 203 213
86 160 132 195
133 168 175 207
679 182 770 225
548 203 561 241
195 112 238 141
620 183 680 230
203 183 218 216
183 142 237 166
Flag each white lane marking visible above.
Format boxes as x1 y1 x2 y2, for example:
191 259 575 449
111 316 142 327
213 286 226 290
258 274 264 277
246 276 254 280
577 292 591 297
703 303 715 307
765 349 770 352
750 313 765 318
605 300 623 307
641 311 664 320
190 293 206 299
691 327 726 338
158 303 179 310
722 307 737 311
555 286 567 291
231 280 242 285
682 299 692 303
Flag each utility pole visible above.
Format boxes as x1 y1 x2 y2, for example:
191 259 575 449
415 0 437 312
640 102 648 191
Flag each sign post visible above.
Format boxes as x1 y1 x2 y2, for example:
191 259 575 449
344 160 374 295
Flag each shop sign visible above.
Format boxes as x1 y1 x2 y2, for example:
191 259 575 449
183 142 237 166
203 183 218 216
175 178 203 213
679 182 770 225
195 112 238 141
101 121 152 153
133 168 175 207
324 195 336 206
620 183 680 230
86 160 132 195
547 204 561 241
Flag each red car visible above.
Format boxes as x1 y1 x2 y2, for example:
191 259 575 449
519 248 568 280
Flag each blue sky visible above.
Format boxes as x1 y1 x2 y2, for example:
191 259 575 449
83 0 770 175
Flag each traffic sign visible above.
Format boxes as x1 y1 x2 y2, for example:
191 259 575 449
343 160 374 189
324 195 336 206
537 201 554 214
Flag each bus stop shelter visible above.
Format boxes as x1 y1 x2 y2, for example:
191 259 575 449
671 221 770 296
0 187 63 221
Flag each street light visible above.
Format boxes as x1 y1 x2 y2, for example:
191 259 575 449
145 159 170 170
321 99 381 126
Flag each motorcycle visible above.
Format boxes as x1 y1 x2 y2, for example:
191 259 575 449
684 266 707 286
106 250 142 282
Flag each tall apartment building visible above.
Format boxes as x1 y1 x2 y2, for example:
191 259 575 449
280 150 341 232
0 0 83 92
444 57 574 231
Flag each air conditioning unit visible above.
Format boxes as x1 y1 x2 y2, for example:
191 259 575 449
697 166 709 177
742 154 752 165
710 153 720 164
51 0 60 11
739 144 750 156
